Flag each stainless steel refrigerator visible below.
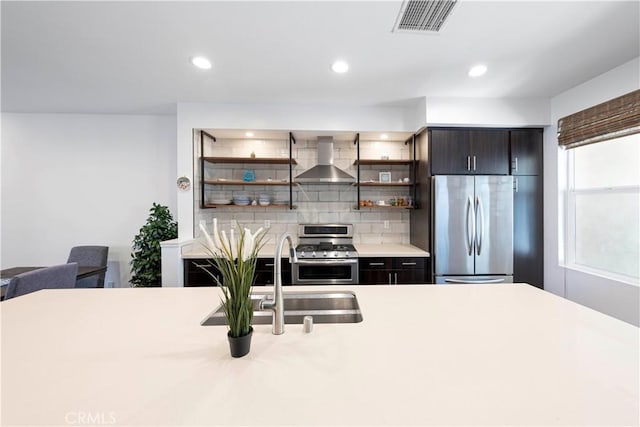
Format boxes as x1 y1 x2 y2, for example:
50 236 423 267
433 175 514 284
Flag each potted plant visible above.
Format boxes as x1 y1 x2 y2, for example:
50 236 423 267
199 219 267 357
130 203 178 287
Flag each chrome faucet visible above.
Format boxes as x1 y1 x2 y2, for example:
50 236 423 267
259 232 297 335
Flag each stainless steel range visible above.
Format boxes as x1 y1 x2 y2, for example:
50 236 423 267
292 224 359 285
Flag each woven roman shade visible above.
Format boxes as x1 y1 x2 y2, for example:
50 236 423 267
557 89 640 149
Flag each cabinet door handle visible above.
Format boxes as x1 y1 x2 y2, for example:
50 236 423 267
513 157 518 172
369 262 385 266
473 155 477 171
401 262 417 266
467 156 471 171
394 272 398 285
514 177 519 193
388 273 392 285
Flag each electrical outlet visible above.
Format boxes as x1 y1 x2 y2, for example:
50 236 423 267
384 220 389 229
264 219 271 228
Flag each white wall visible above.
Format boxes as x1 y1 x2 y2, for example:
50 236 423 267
1 113 176 287
545 57 640 326
426 97 550 127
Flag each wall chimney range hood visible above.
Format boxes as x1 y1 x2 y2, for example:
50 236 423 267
294 137 355 183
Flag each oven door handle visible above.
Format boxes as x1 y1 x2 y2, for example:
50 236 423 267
295 259 359 265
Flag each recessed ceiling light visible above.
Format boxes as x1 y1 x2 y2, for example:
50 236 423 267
245 132 254 137
468 64 487 77
380 134 389 139
191 56 212 70
331 60 349 74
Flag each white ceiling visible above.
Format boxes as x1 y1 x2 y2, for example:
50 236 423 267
1 0 638 115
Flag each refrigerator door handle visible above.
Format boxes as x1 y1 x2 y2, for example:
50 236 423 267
444 278 506 284
475 195 485 256
466 195 475 256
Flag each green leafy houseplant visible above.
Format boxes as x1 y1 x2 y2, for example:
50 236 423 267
199 219 267 338
130 203 178 287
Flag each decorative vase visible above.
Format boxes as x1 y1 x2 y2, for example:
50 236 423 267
227 327 253 358
242 169 255 182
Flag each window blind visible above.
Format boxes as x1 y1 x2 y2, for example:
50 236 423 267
557 89 640 149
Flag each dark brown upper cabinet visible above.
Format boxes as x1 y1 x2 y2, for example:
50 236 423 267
429 128 509 175
510 129 543 176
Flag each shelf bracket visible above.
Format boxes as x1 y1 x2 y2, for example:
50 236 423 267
354 133 360 210
289 132 296 210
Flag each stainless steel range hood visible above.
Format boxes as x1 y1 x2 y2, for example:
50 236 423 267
294 136 355 183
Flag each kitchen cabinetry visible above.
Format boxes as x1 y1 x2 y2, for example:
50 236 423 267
353 134 416 209
183 259 221 287
510 129 543 175
199 131 297 209
429 128 509 175
359 257 429 285
255 258 292 286
510 128 543 288
183 258 286 287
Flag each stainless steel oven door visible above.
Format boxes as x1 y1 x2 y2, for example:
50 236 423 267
292 259 359 285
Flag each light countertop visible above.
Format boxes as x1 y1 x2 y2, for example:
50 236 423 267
2 284 637 426
182 242 429 258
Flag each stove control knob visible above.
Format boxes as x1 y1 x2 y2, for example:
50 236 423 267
323 251 328 257
300 251 305 258
344 251 349 257
312 251 316 258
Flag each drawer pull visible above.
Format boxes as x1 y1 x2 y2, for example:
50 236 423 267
369 262 385 266
264 263 274 267
193 263 210 268
401 262 417 266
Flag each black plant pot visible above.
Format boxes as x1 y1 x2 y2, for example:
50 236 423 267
227 327 253 358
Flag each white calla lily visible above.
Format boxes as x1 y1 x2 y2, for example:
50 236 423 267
198 219 268 338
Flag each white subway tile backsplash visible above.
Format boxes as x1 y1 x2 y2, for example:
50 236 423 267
360 234 383 244
318 212 340 223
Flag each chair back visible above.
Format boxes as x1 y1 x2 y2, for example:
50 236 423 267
67 246 109 288
5 263 79 299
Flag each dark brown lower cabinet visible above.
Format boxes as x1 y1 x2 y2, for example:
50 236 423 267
513 175 543 288
359 257 429 285
254 258 292 286
183 259 220 287
183 258 290 287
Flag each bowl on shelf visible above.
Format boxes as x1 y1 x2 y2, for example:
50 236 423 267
233 194 250 206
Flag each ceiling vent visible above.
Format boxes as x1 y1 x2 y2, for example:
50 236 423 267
392 0 458 34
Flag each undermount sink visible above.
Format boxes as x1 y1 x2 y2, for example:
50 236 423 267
201 291 363 326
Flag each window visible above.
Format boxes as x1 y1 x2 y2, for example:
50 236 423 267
566 134 640 283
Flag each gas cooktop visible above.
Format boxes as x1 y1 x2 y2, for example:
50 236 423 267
296 224 358 259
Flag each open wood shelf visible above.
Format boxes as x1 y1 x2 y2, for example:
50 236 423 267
203 179 290 186
355 205 414 210
354 159 412 166
357 181 413 187
202 157 297 165
202 204 295 209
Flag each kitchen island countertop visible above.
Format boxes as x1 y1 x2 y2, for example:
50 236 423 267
182 242 429 258
2 284 637 426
